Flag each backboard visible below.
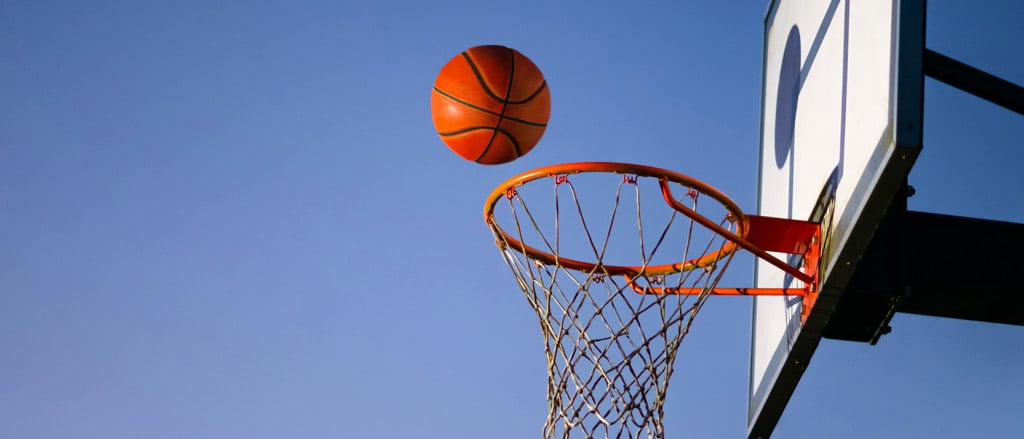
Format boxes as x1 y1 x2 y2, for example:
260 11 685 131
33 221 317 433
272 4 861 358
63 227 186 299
749 0 924 437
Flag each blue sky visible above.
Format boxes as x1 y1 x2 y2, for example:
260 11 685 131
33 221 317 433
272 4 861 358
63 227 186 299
1 1 1022 438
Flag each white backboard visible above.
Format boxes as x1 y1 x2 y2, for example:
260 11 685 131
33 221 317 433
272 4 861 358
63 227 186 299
749 0 923 437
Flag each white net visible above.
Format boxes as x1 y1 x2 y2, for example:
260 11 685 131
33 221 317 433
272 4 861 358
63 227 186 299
487 167 742 438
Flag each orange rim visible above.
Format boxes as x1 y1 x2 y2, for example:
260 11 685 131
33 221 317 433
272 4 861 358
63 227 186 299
484 162 747 276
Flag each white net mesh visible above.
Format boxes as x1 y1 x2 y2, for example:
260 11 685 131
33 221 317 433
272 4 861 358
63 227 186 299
487 168 742 438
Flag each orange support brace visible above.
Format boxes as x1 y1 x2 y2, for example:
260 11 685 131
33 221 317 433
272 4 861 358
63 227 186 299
629 201 822 322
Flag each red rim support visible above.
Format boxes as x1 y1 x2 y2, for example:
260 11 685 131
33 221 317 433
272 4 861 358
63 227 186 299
626 214 820 321
644 177 822 322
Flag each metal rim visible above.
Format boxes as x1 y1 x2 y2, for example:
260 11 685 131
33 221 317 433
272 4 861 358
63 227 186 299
484 162 748 276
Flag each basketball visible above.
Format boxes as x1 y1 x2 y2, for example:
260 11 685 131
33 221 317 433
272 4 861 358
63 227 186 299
431 45 550 165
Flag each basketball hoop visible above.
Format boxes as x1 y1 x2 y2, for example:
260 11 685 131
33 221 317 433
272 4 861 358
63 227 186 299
484 162 820 438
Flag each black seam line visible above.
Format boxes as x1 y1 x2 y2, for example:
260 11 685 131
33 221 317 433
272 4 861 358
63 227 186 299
478 128 521 162
437 126 497 136
432 87 547 127
461 51 506 104
508 81 547 105
492 127 521 158
462 50 545 104
436 126 521 160
477 49 517 161
438 124 520 143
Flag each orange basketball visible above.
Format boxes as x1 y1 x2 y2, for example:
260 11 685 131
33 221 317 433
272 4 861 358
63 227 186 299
431 45 550 165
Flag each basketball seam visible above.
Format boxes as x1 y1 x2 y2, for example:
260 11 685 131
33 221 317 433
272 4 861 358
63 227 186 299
483 127 523 161
435 126 521 143
436 126 501 136
461 51 508 104
476 48 517 162
513 81 548 105
435 127 521 163
462 50 546 105
431 87 548 127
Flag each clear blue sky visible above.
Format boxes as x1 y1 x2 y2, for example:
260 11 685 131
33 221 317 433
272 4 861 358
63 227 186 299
1 1 1021 438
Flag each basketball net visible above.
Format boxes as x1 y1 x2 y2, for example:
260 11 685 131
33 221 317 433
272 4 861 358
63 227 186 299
486 163 744 438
